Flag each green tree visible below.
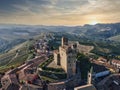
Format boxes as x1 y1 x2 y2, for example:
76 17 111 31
77 53 91 79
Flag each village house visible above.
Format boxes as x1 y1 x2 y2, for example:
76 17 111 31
111 59 120 69
1 74 20 90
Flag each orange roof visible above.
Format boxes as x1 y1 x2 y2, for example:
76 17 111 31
112 59 120 64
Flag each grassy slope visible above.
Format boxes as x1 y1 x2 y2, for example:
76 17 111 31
0 40 35 73
108 35 120 42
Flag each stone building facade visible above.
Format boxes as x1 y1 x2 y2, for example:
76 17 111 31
54 37 77 78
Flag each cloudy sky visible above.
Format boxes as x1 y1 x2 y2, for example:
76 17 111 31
0 0 120 25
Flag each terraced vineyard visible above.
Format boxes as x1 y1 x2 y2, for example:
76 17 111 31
0 40 35 73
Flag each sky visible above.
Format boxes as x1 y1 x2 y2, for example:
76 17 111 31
0 0 120 25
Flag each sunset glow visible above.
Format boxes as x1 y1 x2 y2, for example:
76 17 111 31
90 21 98 25
0 0 120 25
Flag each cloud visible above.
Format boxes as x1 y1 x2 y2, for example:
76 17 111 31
54 0 88 13
0 0 25 15
0 0 120 25
0 0 56 16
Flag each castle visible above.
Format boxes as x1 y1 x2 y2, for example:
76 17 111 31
52 37 96 90
54 37 77 78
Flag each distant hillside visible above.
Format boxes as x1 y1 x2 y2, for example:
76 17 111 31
0 23 120 53
71 23 120 41
108 35 120 42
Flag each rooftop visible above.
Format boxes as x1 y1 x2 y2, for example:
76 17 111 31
97 57 107 62
74 84 96 90
97 74 120 90
2 74 19 84
112 59 120 64
20 84 43 90
92 63 109 73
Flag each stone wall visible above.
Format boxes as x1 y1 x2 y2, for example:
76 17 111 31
48 74 81 90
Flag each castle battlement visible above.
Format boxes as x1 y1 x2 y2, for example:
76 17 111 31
54 37 78 78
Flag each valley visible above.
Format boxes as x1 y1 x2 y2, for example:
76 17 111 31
0 23 120 73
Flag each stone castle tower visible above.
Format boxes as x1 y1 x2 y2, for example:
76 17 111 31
54 37 77 78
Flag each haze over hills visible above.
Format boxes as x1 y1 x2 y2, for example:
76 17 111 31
0 22 120 53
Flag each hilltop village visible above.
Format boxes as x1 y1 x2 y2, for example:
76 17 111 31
0 35 120 90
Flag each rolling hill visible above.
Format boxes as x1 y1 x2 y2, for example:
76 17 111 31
0 22 120 54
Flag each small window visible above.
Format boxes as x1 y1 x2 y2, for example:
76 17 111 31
68 60 70 63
